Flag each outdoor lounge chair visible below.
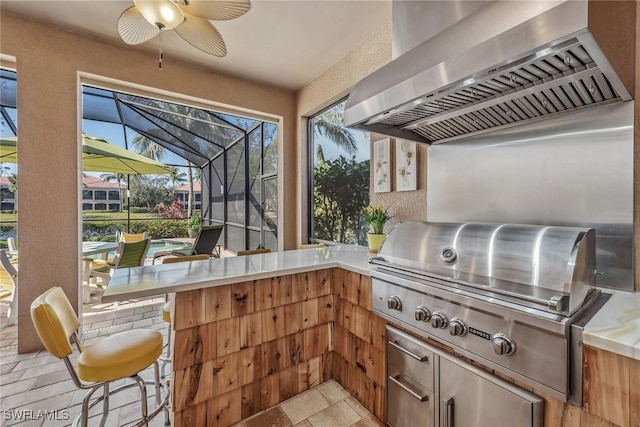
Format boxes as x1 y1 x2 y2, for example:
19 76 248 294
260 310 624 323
0 249 18 326
153 225 223 263
87 239 151 287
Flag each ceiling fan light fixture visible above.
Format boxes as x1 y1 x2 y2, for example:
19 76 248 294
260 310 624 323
134 0 185 30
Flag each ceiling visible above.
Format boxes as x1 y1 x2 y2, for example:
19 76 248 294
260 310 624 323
0 0 391 91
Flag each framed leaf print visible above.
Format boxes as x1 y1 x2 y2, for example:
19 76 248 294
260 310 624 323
373 138 391 193
396 139 417 191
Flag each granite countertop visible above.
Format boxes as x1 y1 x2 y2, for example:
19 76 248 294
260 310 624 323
103 245 639 360
102 245 373 303
583 290 640 360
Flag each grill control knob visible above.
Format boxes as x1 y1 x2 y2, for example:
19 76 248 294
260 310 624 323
492 333 516 356
387 296 402 311
414 306 431 322
431 311 448 329
449 318 467 336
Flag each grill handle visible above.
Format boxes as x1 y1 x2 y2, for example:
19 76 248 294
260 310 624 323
389 340 429 362
388 375 429 402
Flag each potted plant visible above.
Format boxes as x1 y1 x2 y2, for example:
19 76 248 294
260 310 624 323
187 214 202 238
363 205 392 253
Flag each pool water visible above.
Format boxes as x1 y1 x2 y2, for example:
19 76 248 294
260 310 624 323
147 240 192 258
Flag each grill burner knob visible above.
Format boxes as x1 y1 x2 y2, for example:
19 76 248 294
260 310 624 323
492 333 516 356
449 318 467 336
431 311 448 329
387 296 402 311
414 306 431 322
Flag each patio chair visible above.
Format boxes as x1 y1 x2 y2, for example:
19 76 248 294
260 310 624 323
0 249 18 326
7 237 17 252
30 287 169 427
87 239 151 287
153 225 223 263
158 253 210 378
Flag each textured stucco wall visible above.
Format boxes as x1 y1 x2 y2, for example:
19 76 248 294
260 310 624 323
0 11 297 352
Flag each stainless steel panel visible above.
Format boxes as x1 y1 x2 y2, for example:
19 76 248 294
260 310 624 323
427 102 633 290
345 0 632 142
439 357 544 427
387 327 435 391
373 277 569 398
387 377 435 427
391 1 490 59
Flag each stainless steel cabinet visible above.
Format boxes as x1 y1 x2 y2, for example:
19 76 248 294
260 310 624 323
386 326 543 427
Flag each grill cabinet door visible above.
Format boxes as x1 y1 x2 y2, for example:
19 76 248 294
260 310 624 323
439 357 543 427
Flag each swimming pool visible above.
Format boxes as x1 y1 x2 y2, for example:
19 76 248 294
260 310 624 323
147 240 192 258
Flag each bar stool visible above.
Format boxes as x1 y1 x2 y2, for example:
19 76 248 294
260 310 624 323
30 287 170 427
159 254 210 378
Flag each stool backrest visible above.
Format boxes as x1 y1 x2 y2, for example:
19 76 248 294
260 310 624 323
31 287 80 359
237 249 272 256
119 232 148 243
161 254 209 264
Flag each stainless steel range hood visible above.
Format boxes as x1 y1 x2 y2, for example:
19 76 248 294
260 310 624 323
344 0 633 144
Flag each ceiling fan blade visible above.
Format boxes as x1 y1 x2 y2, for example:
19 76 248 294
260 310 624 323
174 13 227 56
118 6 160 45
177 0 251 21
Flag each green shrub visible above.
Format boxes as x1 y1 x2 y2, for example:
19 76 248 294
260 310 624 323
130 207 153 214
139 220 188 239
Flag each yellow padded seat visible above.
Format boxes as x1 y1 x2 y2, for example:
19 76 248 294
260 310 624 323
78 329 163 383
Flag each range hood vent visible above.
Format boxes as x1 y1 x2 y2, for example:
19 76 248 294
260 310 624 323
344 1 633 144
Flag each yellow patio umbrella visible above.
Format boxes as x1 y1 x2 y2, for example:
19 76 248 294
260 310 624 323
0 135 173 175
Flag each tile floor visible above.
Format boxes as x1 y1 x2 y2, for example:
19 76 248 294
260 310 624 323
0 290 383 427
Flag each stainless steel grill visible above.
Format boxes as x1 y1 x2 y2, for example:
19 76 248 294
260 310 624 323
370 221 607 403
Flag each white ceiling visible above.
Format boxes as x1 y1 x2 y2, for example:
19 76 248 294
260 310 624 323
0 0 391 91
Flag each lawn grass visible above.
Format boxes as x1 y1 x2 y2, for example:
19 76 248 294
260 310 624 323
1 211 164 223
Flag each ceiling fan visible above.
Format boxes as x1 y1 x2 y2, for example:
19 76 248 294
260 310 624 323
118 0 251 60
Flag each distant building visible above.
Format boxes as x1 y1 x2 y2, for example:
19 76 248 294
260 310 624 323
174 182 201 210
0 176 15 211
82 174 123 211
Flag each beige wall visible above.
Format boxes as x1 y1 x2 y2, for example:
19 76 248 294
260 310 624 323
295 20 429 240
0 11 297 352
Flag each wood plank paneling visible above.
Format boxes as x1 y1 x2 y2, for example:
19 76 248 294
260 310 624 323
231 281 254 316
240 312 263 349
208 388 241 427
584 345 630 426
173 323 216 370
204 285 231 323
174 289 206 330
216 316 240 357
254 278 273 311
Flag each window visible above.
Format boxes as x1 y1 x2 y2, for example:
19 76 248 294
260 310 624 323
94 203 106 210
309 99 370 245
94 190 107 200
108 190 119 200
82 190 93 200
82 203 93 210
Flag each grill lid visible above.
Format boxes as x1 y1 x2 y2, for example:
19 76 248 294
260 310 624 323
373 221 596 316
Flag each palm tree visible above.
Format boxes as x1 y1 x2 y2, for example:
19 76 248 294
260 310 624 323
167 166 188 187
313 103 357 155
99 172 127 211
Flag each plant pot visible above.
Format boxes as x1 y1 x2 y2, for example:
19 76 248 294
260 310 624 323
188 227 199 238
367 233 386 253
